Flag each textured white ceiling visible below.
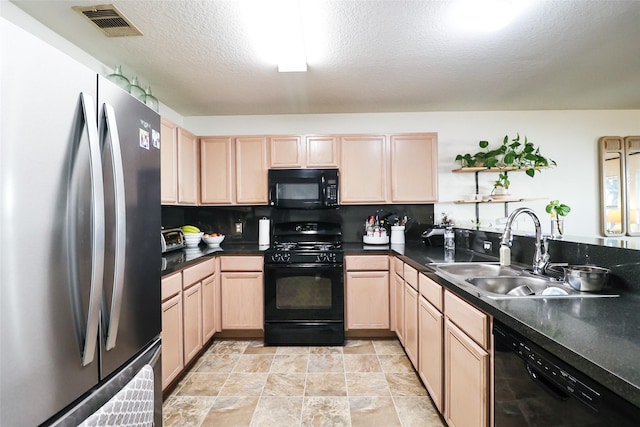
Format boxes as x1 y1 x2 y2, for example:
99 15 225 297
10 0 640 116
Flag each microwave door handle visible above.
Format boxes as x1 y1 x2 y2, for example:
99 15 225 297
321 174 327 203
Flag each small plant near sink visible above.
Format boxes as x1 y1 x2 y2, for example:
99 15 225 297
546 200 571 238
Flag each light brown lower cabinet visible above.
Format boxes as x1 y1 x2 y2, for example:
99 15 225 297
418 295 443 412
444 290 490 427
182 282 203 364
161 291 183 390
404 282 419 367
344 255 390 329
202 273 216 342
220 256 264 330
393 272 405 344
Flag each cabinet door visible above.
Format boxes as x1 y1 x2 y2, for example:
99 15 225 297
200 137 234 204
339 135 387 203
345 271 390 329
418 295 443 412
393 272 405 343
269 135 303 168
183 282 203 363
221 272 264 329
160 118 178 204
177 127 198 205
404 282 419 367
161 292 183 390
390 133 438 202
444 319 489 427
202 274 216 342
306 135 338 167
235 136 268 204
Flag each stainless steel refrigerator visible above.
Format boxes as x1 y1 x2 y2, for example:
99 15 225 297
1 20 162 426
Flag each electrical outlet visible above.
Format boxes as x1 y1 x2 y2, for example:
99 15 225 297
483 241 492 251
235 222 243 234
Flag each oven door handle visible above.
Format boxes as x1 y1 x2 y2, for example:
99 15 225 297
526 363 569 401
265 263 343 269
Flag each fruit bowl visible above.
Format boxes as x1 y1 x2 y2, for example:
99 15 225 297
203 234 225 247
183 232 203 248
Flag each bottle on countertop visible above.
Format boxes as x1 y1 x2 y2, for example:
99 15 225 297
444 226 455 250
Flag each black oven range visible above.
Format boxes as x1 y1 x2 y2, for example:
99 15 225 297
263 221 344 346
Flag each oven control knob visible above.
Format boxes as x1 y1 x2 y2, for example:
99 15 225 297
271 253 290 263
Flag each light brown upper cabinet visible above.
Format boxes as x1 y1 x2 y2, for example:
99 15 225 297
177 127 199 205
269 135 303 168
236 136 268 204
390 133 438 202
269 135 339 168
200 136 268 205
340 135 388 203
306 135 339 167
200 137 234 204
160 118 178 204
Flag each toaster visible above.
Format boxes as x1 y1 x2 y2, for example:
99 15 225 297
161 228 185 253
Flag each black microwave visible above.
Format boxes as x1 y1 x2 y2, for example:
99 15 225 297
268 169 339 209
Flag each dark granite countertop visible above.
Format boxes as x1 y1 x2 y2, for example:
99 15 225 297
161 239 640 408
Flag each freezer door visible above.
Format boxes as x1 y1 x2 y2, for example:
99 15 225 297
97 76 162 379
0 21 102 426
50 339 162 427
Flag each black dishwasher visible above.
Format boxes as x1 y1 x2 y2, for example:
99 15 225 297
494 322 640 426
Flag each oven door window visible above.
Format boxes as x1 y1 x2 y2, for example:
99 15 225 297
265 265 343 321
277 276 331 309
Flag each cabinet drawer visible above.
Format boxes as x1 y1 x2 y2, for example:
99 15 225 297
404 263 418 290
444 290 489 349
345 255 389 271
419 273 443 311
183 258 215 288
394 257 404 278
162 272 182 301
220 255 263 271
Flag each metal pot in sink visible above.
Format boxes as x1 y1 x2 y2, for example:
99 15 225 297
563 265 610 292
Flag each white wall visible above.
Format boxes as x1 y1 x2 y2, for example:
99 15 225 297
185 111 640 238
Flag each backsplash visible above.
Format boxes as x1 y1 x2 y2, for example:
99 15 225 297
456 228 640 293
162 204 435 243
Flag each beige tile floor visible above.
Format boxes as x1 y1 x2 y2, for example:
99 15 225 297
163 339 445 427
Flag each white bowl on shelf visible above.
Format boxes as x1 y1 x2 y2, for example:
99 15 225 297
183 232 203 247
203 234 225 247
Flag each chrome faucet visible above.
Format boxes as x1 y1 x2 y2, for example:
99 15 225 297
500 207 550 275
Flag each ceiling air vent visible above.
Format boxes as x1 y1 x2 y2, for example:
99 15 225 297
72 4 143 37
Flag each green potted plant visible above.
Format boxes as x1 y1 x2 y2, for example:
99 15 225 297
455 134 557 177
492 172 510 196
546 200 571 238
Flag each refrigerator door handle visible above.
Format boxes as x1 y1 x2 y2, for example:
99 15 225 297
103 103 126 351
79 92 105 366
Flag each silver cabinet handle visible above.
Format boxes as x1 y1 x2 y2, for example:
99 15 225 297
103 103 126 351
79 92 105 366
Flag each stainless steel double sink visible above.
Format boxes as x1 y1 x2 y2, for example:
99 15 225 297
429 262 617 299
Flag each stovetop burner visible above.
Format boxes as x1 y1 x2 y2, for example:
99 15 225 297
271 242 342 252
266 221 343 264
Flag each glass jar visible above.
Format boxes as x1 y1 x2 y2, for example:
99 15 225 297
144 86 159 112
107 65 130 91
551 218 564 239
128 76 146 102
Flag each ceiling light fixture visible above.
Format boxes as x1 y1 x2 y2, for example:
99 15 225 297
275 0 307 72
242 0 308 72
451 0 529 32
